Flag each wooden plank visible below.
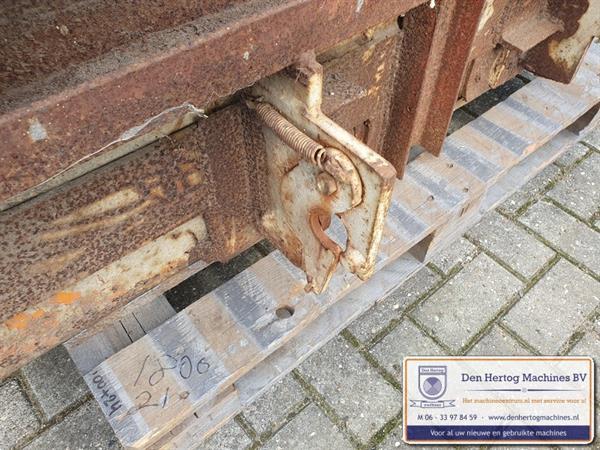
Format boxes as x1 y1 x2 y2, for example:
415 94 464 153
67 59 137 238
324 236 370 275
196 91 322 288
65 295 175 375
149 386 241 450
80 44 600 448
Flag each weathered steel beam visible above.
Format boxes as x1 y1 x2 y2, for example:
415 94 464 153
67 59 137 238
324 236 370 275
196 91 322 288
525 0 599 83
0 105 266 378
0 30 402 377
0 0 424 207
382 0 485 176
459 0 598 103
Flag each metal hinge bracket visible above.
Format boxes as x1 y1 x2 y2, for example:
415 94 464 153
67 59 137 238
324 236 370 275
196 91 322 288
249 53 396 293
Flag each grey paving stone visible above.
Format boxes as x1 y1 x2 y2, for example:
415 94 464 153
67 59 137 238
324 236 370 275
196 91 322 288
347 267 441 344
466 211 555 279
519 200 600 275
411 254 523 352
0 379 39 449
376 423 410 449
468 324 531 356
502 259 600 354
297 336 402 443
554 142 589 168
21 345 89 421
370 319 446 385
547 152 600 220
497 164 561 216
582 122 600 150
568 324 600 400
262 403 352 450
429 236 478 275
242 375 306 436
24 401 118 450
197 419 252 450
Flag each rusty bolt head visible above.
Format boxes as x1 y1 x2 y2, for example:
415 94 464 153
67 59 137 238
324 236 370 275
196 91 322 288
316 172 337 195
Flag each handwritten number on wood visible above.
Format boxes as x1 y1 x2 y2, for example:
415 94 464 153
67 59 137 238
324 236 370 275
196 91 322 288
135 390 160 410
197 357 210 374
149 354 177 386
96 352 213 417
134 355 149 387
90 370 122 418
179 355 192 379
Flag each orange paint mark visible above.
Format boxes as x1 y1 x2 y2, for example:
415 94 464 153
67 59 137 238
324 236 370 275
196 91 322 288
53 291 81 305
5 309 45 330
5 312 31 330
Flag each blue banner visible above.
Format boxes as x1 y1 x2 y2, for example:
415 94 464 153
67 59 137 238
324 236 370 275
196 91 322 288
406 425 590 441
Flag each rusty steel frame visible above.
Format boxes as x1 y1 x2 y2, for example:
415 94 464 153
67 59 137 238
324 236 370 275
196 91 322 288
0 0 597 379
382 0 486 176
459 0 599 103
0 0 424 208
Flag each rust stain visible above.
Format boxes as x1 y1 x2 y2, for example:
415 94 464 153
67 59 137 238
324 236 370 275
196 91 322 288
53 291 82 305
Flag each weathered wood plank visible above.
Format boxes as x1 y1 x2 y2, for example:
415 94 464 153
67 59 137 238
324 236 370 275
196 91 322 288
65 295 176 375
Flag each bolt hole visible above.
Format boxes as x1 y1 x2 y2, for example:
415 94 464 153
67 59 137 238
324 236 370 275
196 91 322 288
276 306 295 319
463 187 469 193
428 195 435 201
447 163 454 168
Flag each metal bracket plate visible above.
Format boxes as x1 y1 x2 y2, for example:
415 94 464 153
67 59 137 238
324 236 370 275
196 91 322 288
251 54 396 293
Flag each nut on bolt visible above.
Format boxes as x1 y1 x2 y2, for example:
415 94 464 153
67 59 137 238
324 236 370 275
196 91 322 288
316 172 337 195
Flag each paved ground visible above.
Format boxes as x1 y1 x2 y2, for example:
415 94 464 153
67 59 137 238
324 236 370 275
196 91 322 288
1 104 599 449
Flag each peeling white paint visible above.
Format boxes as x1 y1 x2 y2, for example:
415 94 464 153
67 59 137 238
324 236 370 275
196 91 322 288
355 0 364 13
28 119 48 142
478 0 494 32
40 102 206 187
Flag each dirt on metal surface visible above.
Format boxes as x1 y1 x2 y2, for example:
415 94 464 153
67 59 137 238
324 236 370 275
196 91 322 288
252 55 396 292
0 0 251 92
0 26 404 374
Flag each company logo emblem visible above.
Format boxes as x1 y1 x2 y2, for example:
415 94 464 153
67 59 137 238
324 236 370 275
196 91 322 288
410 365 455 408
418 365 447 400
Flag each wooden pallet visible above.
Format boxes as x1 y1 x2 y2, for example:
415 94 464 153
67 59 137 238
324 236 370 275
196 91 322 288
66 44 600 449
